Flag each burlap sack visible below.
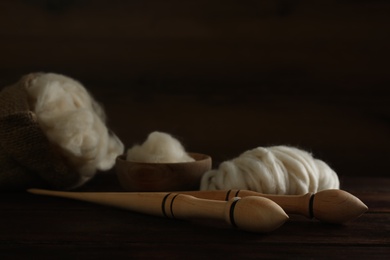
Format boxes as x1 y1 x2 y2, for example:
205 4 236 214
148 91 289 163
0 74 80 191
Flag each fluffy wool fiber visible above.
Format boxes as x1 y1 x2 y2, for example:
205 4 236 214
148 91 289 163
126 131 194 163
200 146 340 195
26 73 124 187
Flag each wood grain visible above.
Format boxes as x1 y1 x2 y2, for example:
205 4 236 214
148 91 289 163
0 0 389 93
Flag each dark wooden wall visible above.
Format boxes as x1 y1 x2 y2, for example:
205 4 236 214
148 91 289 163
1 0 389 177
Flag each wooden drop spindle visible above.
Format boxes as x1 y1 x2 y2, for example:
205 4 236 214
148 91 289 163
27 189 288 233
181 189 368 224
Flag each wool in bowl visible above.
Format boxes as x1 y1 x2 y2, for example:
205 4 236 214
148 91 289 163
126 131 195 163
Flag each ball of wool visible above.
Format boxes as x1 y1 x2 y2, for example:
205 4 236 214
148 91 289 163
200 146 339 195
126 131 194 163
26 73 124 187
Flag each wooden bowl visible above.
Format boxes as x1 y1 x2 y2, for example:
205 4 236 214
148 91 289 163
115 153 212 191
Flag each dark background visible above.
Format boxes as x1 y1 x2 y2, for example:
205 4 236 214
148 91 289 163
1 0 389 178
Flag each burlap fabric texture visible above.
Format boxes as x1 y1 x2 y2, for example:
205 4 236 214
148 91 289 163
0 74 80 191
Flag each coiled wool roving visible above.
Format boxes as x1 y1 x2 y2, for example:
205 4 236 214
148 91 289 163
200 146 340 195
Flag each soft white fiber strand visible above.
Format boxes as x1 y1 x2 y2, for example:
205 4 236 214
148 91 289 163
126 131 195 163
200 146 339 195
26 73 124 187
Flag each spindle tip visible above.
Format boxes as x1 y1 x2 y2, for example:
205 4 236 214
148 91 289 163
225 196 289 233
313 189 368 224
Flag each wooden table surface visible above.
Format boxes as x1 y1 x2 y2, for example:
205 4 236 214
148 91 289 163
1 175 389 259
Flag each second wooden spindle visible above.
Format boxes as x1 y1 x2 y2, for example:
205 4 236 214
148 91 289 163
181 189 367 224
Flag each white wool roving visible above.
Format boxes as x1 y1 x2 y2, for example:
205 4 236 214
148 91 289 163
200 146 339 195
126 131 195 163
26 73 124 187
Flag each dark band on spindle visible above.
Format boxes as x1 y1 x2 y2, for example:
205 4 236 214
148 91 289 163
229 198 240 228
309 194 315 219
169 194 179 219
226 190 241 201
161 193 171 218
225 190 232 201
